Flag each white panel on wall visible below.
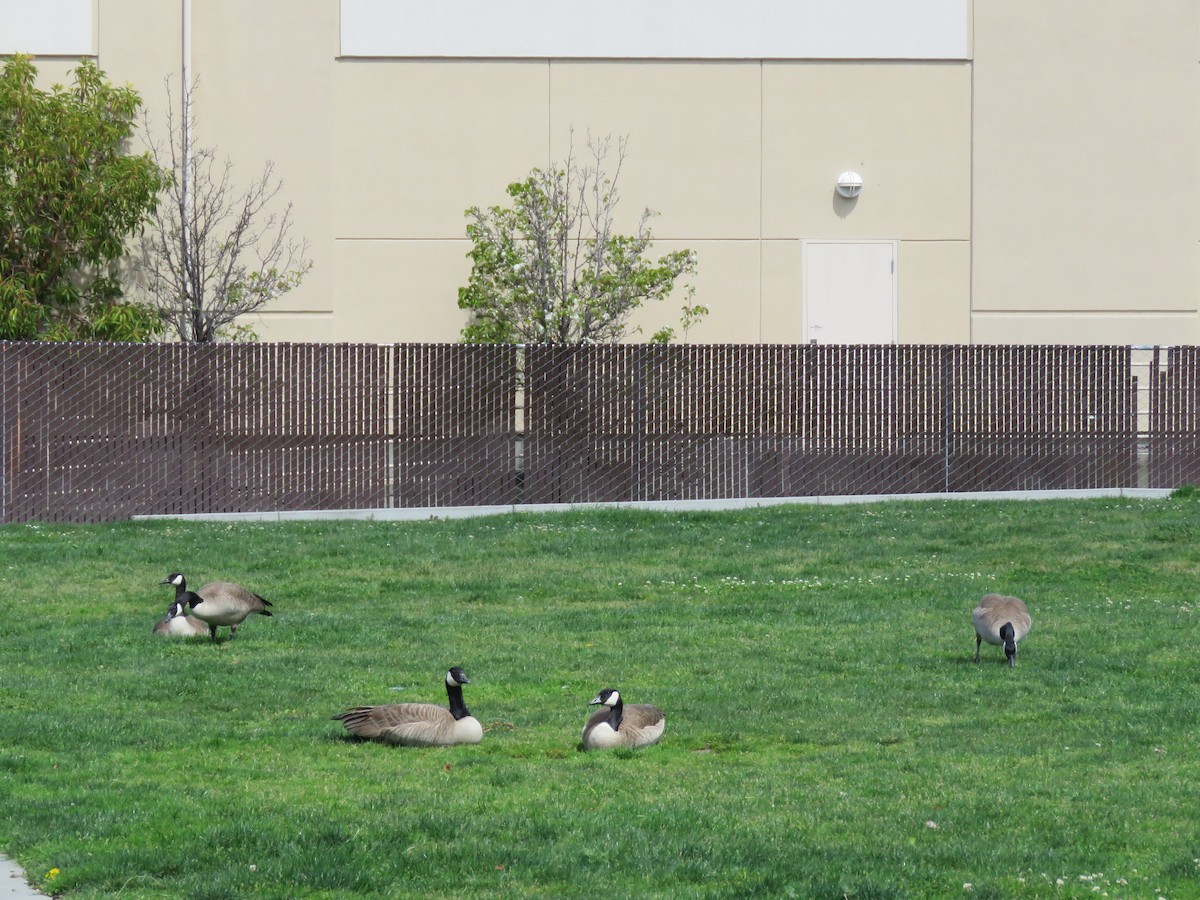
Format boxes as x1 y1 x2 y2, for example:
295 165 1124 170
0 0 93 55
803 241 898 344
341 0 969 60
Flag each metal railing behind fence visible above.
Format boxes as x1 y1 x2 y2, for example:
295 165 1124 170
1 342 1194 523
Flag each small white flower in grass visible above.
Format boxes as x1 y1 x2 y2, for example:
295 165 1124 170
924 820 938 829
962 883 973 892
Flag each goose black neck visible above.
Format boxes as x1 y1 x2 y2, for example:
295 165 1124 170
174 583 202 607
607 699 624 732
1001 622 1016 661
446 683 471 721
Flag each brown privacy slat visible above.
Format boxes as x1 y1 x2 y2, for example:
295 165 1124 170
392 344 517 508
1 341 1193 523
1148 346 1200 488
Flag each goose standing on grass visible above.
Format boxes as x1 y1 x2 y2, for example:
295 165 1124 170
331 667 484 747
972 593 1031 667
581 688 665 750
152 599 209 637
160 573 272 642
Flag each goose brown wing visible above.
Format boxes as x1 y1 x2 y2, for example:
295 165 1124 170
332 703 453 745
625 704 665 727
625 704 666 747
1007 600 1032 639
198 582 272 613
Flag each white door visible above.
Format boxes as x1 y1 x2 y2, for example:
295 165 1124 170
802 240 898 343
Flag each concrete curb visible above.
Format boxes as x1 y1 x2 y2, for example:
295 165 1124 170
132 487 1175 523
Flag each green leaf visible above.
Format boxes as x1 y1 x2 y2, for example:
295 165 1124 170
457 136 704 344
0 54 167 340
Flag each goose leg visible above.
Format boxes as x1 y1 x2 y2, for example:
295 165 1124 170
209 623 219 642
974 634 981 663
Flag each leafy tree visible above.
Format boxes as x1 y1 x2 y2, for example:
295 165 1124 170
139 79 311 343
458 134 704 344
0 55 166 340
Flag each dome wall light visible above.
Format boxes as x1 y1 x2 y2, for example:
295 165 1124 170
835 171 863 199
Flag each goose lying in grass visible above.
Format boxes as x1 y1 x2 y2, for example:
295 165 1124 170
332 667 483 747
582 687 665 750
972 593 1031 667
161 573 272 642
151 600 208 637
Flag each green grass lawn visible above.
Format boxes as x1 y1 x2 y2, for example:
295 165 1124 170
2 498 1199 899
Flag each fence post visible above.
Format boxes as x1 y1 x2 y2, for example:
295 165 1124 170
941 345 954 493
514 343 526 505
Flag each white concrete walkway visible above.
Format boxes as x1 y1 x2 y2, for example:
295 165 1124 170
1 857 45 899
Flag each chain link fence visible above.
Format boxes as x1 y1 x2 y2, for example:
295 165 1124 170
2 342 1197 523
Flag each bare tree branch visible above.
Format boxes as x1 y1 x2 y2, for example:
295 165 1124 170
137 77 311 342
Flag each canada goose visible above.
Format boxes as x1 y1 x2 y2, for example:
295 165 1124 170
972 593 1031 667
160 573 272 642
331 667 484 747
151 600 209 637
581 688 665 750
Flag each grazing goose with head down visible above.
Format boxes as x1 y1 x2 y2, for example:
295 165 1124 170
972 593 1031 667
581 687 665 750
331 667 484 747
161 573 272 642
152 599 209 637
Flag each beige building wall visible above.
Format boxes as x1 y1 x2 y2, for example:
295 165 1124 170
3 0 1198 346
328 54 973 345
971 0 1200 344
188 0 338 341
332 60 550 341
